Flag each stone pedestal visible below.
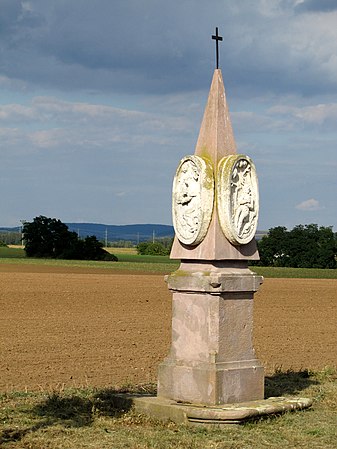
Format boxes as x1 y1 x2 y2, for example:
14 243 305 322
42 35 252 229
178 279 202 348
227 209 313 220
157 261 264 405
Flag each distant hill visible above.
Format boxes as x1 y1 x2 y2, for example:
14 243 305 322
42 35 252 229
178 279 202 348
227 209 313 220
0 223 267 243
0 223 174 243
0 227 21 233
66 223 174 243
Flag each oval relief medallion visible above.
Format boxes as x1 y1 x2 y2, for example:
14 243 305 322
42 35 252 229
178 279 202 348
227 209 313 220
172 155 214 246
217 155 259 245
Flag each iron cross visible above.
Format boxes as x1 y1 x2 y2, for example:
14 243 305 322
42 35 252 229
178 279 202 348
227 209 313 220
212 27 223 69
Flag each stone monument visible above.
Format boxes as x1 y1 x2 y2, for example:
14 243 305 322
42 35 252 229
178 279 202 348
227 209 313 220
157 66 264 406
131 28 312 424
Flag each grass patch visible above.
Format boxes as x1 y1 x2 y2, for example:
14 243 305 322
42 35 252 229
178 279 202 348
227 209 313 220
251 266 337 279
0 246 25 258
0 368 336 448
105 247 138 255
1 246 337 277
116 253 174 264
0 252 178 274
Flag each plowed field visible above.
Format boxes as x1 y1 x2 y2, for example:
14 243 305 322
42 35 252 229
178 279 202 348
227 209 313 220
1 264 336 391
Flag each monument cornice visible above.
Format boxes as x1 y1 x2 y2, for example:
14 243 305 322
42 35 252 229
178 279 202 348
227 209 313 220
166 270 263 294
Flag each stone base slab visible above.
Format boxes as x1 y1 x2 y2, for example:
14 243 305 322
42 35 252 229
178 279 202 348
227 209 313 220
158 359 264 405
131 395 312 425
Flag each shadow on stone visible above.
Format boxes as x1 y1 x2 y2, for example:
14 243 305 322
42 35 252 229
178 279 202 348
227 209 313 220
265 369 318 398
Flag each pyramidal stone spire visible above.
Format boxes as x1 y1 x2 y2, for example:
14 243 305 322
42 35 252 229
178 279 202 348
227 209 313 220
195 69 237 165
170 69 258 260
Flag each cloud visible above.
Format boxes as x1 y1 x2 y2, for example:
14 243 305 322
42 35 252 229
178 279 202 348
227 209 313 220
0 0 336 98
268 102 337 129
0 1 336 230
0 75 28 91
0 95 196 155
0 103 36 121
295 198 322 211
232 110 288 133
0 0 212 94
28 129 65 148
295 0 337 13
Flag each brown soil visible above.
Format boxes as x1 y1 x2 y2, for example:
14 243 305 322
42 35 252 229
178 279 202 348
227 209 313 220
1 264 336 392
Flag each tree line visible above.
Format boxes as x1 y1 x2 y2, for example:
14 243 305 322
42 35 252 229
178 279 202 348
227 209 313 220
0 231 21 245
3 217 336 269
256 224 337 269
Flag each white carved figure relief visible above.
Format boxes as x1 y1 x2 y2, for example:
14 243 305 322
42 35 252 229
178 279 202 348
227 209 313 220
172 155 214 246
217 155 259 245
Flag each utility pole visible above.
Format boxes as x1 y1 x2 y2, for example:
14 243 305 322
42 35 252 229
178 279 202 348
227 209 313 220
153 230 155 243
105 228 108 247
20 220 26 248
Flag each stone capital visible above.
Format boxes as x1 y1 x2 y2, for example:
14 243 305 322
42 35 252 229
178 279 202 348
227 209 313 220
165 262 263 294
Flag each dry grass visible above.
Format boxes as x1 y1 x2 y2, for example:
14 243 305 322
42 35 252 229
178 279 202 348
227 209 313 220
1 368 336 449
104 247 138 255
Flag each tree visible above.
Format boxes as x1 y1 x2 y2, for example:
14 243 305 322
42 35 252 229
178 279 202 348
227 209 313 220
23 216 117 261
288 224 318 268
76 236 118 261
23 216 76 258
137 241 170 256
257 226 291 267
156 237 174 250
257 224 336 269
316 226 337 269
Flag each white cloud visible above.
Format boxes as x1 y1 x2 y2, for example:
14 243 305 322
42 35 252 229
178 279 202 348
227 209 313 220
0 95 195 154
268 102 337 130
0 95 192 131
293 103 337 124
0 103 36 121
29 129 64 148
295 198 322 211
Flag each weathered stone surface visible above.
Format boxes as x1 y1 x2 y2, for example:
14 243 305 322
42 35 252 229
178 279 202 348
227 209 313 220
131 395 313 425
158 267 264 405
194 69 236 163
166 261 263 293
158 360 264 406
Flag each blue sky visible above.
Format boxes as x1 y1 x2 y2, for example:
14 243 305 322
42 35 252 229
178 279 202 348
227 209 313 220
1 0 336 231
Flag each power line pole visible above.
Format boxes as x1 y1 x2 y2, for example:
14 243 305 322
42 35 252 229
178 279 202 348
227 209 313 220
105 228 108 247
20 220 26 248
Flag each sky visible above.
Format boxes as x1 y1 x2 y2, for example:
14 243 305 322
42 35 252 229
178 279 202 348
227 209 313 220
1 0 336 231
